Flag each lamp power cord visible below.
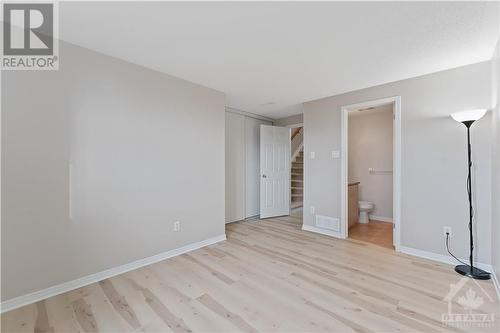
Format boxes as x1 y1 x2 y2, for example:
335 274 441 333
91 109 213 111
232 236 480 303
444 157 474 267
445 232 467 266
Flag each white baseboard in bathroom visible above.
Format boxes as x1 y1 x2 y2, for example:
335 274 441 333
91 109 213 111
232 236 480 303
0 234 226 314
369 215 393 223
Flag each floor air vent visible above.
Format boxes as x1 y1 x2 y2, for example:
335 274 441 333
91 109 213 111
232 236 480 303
315 215 340 232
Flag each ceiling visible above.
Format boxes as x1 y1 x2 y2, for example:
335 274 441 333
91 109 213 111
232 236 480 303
59 2 499 119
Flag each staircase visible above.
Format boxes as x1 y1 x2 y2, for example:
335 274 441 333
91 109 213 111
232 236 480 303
291 148 303 209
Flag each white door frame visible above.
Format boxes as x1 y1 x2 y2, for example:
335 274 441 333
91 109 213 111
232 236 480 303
340 96 401 251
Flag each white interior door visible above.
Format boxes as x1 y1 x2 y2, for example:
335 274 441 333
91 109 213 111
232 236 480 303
260 125 290 218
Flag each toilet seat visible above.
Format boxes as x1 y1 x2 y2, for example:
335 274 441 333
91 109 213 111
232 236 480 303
358 201 374 209
358 201 374 224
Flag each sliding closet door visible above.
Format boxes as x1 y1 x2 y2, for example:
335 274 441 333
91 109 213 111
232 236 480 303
225 112 246 223
245 117 272 218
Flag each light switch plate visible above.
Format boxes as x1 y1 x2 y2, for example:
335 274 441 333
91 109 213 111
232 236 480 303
310 152 315 159
174 221 181 232
331 150 340 159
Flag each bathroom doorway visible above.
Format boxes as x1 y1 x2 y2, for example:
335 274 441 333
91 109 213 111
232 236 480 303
340 97 401 250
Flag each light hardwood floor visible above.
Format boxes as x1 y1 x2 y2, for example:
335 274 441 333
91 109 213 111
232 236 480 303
348 220 394 250
2 215 499 332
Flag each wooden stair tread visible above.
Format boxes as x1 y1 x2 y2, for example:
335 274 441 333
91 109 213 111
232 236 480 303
291 146 303 207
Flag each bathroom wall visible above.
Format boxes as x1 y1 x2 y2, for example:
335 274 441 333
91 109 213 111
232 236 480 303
303 61 492 264
348 104 393 220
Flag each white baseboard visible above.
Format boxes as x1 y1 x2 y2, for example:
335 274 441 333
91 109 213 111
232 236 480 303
301 228 499 300
399 246 493 272
369 215 393 223
0 234 226 314
400 246 500 301
302 224 342 238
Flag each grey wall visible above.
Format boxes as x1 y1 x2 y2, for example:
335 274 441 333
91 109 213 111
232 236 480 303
274 113 303 127
491 39 500 278
303 61 492 264
348 105 393 219
1 42 225 301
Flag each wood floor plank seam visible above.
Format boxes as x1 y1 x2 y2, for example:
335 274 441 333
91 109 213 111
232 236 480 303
196 294 258 333
291 271 442 333
2 215 498 333
98 280 141 330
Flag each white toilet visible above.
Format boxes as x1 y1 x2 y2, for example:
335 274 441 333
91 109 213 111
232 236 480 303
358 201 374 224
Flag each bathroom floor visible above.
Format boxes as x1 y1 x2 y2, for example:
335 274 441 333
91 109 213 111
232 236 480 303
349 220 394 249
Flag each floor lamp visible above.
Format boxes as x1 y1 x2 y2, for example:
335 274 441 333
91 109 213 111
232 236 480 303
450 109 490 280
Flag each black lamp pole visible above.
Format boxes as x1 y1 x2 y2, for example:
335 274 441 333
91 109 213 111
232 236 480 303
454 120 490 280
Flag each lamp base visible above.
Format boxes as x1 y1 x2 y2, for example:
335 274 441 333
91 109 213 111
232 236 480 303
455 265 491 280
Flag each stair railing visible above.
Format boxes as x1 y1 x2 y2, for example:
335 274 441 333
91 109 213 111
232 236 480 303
291 128 304 162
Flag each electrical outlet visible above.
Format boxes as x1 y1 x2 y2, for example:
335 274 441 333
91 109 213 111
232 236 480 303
443 226 452 237
174 221 181 232
310 151 315 159
331 150 340 159
310 206 315 214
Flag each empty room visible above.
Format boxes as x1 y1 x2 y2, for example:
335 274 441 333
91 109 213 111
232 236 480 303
1 1 500 332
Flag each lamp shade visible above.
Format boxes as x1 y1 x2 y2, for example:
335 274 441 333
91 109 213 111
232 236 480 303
450 109 487 123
